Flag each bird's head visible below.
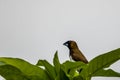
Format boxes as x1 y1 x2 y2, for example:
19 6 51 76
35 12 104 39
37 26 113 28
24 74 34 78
63 40 78 49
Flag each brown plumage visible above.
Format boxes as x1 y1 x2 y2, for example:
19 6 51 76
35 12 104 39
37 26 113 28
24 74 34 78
63 40 88 63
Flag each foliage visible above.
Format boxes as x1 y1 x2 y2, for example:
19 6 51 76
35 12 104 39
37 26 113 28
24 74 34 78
0 48 120 80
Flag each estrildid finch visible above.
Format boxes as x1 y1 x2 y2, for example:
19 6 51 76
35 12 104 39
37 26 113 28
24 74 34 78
63 40 88 63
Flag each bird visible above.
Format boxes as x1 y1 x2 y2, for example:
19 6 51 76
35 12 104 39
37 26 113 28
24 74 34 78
63 40 88 63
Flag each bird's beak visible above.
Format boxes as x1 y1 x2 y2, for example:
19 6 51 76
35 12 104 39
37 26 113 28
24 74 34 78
63 42 68 46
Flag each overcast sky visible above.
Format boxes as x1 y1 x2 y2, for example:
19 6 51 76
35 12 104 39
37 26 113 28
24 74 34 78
0 0 120 80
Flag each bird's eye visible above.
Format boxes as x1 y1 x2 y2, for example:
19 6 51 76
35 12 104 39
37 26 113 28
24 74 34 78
65 43 68 46
63 42 69 46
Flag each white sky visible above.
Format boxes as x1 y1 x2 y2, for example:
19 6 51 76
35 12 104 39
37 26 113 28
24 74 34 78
0 0 120 80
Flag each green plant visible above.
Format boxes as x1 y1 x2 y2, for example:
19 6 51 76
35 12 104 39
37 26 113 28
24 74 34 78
0 48 120 80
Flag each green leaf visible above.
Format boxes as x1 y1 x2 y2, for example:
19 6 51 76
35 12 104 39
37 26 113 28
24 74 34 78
0 65 29 80
61 61 86 79
0 57 49 80
37 60 56 80
81 48 120 78
36 60 44 66
53 51 69 80
92 69 120 77
53 51 60 74
58 68 69 80
73 75 84 80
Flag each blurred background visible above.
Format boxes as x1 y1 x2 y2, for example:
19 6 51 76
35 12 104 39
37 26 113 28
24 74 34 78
0 0 120 80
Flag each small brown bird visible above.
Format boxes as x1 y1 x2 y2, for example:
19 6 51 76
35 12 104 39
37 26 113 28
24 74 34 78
63 40 88 63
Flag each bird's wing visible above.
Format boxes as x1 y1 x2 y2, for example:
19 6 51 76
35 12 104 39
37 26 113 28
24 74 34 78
72 51 88 63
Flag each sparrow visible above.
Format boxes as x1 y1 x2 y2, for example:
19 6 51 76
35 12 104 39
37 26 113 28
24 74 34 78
63 40 88 63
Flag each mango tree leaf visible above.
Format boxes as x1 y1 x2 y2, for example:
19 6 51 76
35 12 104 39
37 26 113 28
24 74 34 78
0 57 49 80
53 51 60 75
53 51 61 80
53 51 69 80
81 48 120 79
73 75 84 80
61 61 86 79
37 60 56 80
36 60 44 66
0 65 29 80
92 69 120 77
55 69 69 80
